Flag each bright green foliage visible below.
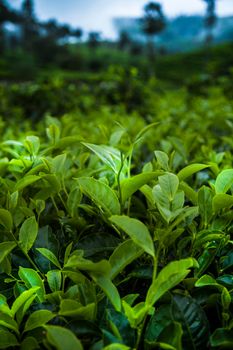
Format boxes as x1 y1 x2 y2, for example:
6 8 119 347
0 67 232 349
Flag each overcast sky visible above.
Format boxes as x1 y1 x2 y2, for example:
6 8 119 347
11 0 233 38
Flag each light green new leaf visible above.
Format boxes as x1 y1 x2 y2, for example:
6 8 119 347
103 344 130 350
109 240 144 279
11 287 40 317
46 124 60 144
154 150 169 171
14 175 41 191
158 173 179 200
77 177 120 216
0 329 19 349
18 267 45 302
195 274 220 288
198 186 214 226
36 248 61 269
19 216 38 253
110 215 154 257
213 193 233 212
52 153 67 174
177 164 209 182
0 242 17 263
134 122 159 142
120 172 160 204
24 310 55 332
146 258 198 307
215 169 233 194
67 188 82 217
45 325 83 350
46 270 62 292
24 136 40 156
0 209 13 231
82 142 122 174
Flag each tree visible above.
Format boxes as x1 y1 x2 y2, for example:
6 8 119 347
72 28 83 42
88 31 101 49
118 30 131 50
140 2 166 60
21 0 39 51
203 0 217 44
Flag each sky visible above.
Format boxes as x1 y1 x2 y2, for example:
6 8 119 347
10 0 233 38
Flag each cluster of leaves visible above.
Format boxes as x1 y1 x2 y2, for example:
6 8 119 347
0 102 232 350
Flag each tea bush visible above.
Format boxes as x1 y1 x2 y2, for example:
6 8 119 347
0 69 232 349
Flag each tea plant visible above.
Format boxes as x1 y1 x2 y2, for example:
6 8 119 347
0 112 232 350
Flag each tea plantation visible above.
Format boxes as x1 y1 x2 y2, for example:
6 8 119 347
0 50 233 349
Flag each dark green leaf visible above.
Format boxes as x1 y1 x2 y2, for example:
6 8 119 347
171 294 209 350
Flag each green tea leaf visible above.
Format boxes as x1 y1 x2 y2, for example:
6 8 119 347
19 216 38 253
82 143 122 174
154 150 169 171
195 274 220 288
0 312 19 334
24 310 55 332
16 295 36 326
210 328 233 348
18 267 45 302
0 209 13 231
109 239 144 279
198 186 214 226
171 294 210 350
24 136 40 156
67 188 82 217
47 270 62 292
36 248 61 269
103 344 130 350
11 287 40 316
146 258 198 306
121 172 160 203
158 173 179 200
15 175 41 191
158 322 183 350
0 242 17 263
0 329 19 349
134 122 158 142
59 300 95 320
46 124 61 144
110 215 155 257
45 325 83 350
19 336 39 350
177 164 209 182
77 177 120 216
91 274 121 312
213 193 233 212
215 169 233 194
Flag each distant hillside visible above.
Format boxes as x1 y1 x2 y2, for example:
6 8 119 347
114 15 233 52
